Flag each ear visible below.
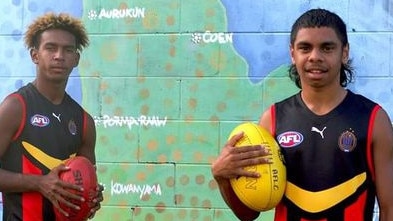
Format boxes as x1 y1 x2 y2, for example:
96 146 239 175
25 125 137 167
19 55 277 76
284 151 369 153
73 52 80 67
30 49 39 64
290 44 295 64
342 43 349 64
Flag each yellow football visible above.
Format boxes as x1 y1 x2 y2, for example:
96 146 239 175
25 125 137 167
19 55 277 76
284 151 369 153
229 122 286 211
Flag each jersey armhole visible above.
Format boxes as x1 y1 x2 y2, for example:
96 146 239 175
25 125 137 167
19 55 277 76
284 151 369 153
9 93 26 141
366 105 381 182
82 111 88 142
270 104 276 137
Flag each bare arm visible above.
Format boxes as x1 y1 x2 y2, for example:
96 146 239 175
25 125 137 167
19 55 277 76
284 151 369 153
76 112 96 164
0 95 42 192
212 132 264 221
76 111 104 218
258 107 273 134
372 109 393 221
211 109 273 220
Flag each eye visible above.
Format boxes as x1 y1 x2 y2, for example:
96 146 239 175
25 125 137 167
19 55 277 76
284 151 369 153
297 45 310 53
45 45 56 52
65 47 77 54
322 44 335 52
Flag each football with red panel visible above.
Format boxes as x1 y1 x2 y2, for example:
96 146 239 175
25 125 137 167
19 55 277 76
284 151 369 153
55 156 98 221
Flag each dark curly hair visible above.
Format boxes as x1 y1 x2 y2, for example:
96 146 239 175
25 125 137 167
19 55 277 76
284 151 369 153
24 12 89 52
289 9 354 89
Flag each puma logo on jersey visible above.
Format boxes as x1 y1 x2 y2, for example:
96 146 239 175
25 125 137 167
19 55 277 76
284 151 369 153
311 126 327 139
52 113 61 122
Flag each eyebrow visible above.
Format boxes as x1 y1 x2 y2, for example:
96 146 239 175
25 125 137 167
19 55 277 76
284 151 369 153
295 41 338 47
42 42 76 48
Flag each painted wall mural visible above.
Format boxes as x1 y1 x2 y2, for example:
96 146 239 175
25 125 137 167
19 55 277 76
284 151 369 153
0 0 392 220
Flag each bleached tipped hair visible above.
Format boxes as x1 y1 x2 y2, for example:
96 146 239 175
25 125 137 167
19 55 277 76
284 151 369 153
24 12 89 52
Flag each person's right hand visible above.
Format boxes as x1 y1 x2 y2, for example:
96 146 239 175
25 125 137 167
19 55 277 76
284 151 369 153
38 164 85 217
211 131 272 183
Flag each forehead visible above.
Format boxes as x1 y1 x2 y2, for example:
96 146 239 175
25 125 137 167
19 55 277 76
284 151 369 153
294 27 341 45
39 29 76 46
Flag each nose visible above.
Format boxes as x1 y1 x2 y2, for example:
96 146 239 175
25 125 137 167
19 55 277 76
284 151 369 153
308 48 323 62
52 48 65 61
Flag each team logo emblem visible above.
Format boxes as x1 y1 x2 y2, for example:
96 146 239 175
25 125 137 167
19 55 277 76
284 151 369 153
338 130 357 152
30 114 50 127
68 120 77 135
277 131 303 148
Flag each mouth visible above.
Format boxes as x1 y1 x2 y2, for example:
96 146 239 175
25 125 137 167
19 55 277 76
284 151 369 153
50 66 67 72
308 70 324 75
305 67 328 75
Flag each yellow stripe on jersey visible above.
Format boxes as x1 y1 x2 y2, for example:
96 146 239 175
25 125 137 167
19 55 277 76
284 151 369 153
22 141 75 169
285 172 366 213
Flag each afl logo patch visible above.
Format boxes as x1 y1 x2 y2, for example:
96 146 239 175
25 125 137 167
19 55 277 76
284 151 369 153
338 130 357 152
68 120 77 135
31 114 50 127
277 131 303 148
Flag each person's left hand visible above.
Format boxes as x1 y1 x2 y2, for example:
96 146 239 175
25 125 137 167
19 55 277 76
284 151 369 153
88 183 104 219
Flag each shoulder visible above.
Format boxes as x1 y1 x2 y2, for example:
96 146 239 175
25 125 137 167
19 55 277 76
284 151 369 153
0 93 25 114
0 93 25 140
64 94 94 124
259 92 300 133
373 108 392 136
64 93 85 110
259 106 275 134
346 90 378 107
82 111 96 141
275 92 300 106
77 111 96 163
84 112 96 130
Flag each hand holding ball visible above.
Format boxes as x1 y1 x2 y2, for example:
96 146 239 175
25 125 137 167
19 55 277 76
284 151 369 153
55 156 98 221
229 122 286 211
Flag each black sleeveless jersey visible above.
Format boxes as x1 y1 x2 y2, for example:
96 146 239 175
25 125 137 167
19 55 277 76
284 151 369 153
1 83 86 221
271 90 379 221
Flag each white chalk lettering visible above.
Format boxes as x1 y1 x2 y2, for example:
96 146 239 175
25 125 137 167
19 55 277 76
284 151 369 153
191 31 233 44
98 7 145 19
111 180 162 199
94 115 167 129
202 31 233 44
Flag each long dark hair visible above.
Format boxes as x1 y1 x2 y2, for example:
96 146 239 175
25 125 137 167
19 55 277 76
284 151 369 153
289 9 354 89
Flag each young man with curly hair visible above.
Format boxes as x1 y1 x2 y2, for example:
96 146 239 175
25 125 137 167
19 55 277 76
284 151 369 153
0 13 103 220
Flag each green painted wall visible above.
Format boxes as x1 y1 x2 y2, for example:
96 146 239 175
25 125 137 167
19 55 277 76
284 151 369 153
79 1 297 220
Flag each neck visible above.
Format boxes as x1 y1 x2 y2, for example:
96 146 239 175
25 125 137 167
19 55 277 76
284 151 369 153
300 86 347 115
32 80 66 105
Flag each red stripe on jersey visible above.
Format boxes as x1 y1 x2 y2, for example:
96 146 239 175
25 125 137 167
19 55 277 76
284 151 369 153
83 111 88 142
366 105 380 181
270 105 276 136
22 155 43 221
9 93 26 141
344 190 367 221
274 202 287 221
